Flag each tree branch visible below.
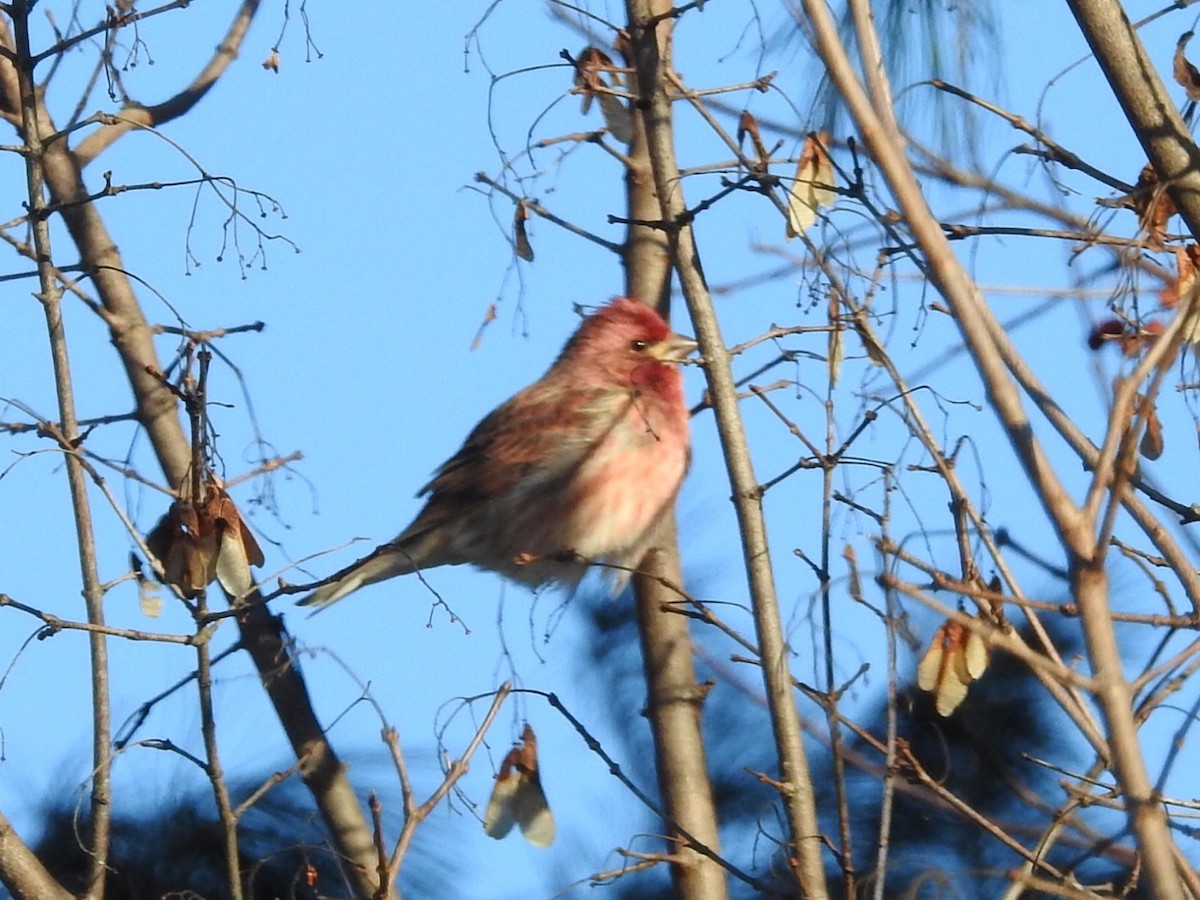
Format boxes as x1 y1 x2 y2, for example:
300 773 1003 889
628 2 828 896
73 0 262 167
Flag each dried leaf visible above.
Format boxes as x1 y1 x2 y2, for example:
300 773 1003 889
1135 393 1165 461
571 46 631 143
1132 163 1176 248
1175 32 1200 101
737 110 768 164
471 302 499 352
985 575 1006 624
1123 320 1165 356
1161 244 1196 307
1184 300 1200 345
514 203 534 262
842 544 862 602
483 724 555 847
573 46 615 116
786 132 835 239
1161 243 1200 308
262 49 280 73
737 111 755 150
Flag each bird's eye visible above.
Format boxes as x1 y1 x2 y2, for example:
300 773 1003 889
630 339 648 352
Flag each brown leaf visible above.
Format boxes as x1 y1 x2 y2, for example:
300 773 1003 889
262 49 280 73
571 46 631 143
1160 243 1200 308
1132 163 1176 248
483 724 555 847
1135 393 1165 461
786 132 836 239
1174 32 1200 101
573 46 615 115
737 111 768 165
1122 320 1165 356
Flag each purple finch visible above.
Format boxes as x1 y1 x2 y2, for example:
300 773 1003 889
299 297 696 609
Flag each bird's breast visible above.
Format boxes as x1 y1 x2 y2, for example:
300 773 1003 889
561 391 689 559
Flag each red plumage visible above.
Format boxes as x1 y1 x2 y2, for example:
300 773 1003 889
299 298 696 609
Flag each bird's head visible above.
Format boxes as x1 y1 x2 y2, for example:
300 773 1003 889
559 297 697 389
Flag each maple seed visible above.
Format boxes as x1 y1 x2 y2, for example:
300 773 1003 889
917 619 990 717
786 132 836 239
145 480 264 601
514 202 534 262
483 724 555 847
1174 31 1200 101
1133 393 1165 461
1160 243 1200 309
572 46 632 144
737 111 769 165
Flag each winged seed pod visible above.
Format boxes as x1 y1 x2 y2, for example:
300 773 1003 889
1174 30 1200 101
786 132 836 238
483 724 555 847
145 479 264 601
917 619 989 717
573 46 632 143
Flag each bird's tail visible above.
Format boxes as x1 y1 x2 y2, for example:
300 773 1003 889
297 540 429 610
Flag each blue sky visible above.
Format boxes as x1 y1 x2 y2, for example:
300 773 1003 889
1 1 1198 897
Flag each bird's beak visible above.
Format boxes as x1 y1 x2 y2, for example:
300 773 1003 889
653 333 699 364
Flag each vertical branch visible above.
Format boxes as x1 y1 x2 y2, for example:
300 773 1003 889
819 304 854 894
9 6 112 898
625 3 829 896
619 7 728 898
873 479 899 900
187 351 243 900
195 625 243 899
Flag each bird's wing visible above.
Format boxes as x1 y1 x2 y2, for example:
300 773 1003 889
417 384 621 502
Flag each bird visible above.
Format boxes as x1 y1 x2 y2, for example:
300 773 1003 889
299 297 697 609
